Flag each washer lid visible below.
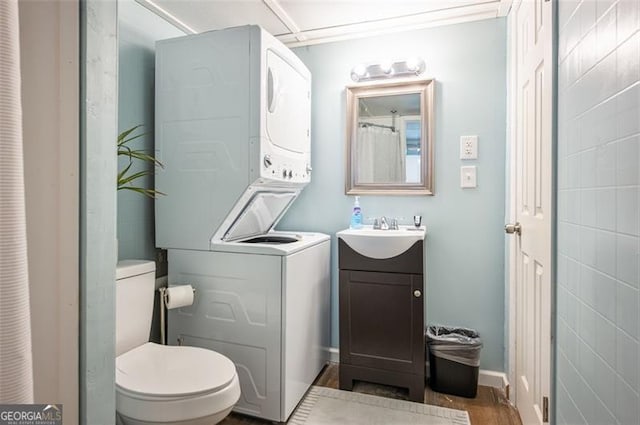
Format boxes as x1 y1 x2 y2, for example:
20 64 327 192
221 190 297 242
116 343 236 397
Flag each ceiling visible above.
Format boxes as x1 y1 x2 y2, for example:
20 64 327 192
135 0 513 47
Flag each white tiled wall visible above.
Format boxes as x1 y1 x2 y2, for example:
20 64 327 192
557 0 639 424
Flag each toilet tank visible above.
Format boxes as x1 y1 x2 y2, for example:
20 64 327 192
116 260 156 357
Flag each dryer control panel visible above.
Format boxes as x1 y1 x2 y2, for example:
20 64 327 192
260 151 311 184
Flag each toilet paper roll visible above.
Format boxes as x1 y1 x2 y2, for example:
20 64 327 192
165 285 194 309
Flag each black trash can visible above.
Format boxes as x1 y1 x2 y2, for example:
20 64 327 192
426 325 482 398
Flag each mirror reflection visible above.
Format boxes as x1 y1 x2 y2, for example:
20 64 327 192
345 79 434 195
356 94 421 184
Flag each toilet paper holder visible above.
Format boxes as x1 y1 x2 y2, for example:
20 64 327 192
158 285 196 346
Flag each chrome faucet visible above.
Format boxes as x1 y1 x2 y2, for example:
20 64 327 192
373 216 398 230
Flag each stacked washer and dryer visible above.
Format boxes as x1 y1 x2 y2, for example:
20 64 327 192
154 26 330 422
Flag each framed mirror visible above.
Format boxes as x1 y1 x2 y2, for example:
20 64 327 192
345 78 434 195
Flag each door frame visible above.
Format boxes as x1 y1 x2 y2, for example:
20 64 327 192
79 0 119 423
506 0 519 403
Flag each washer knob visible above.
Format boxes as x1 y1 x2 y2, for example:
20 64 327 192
263 155 272 168
282 169 287 178
288 170 293 178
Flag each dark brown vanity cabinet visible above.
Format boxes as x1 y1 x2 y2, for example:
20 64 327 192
338 239 425 402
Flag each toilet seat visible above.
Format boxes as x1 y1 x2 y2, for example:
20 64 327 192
116 343 241 423
117 342 236 397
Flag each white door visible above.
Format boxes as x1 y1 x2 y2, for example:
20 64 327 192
510 0 553 423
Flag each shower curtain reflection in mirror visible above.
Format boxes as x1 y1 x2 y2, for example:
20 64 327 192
356 125 406 183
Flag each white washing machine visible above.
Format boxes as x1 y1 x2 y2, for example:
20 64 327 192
155 26 330 422
167 232 329 422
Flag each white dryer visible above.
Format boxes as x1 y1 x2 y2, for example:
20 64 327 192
155 25 313 252
155 26 330 422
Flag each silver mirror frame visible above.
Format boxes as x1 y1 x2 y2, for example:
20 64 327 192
345 78 435 195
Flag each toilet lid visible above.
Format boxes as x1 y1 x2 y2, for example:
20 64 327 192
116 343 237 397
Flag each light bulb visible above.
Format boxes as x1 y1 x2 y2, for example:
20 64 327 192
405 57 419 71
350 64 367 81
379 61 393 74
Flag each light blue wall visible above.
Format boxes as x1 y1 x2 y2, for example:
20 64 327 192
80 1 117 423
555 1 639 423
117 0 184 261
116 13 507 370
279 18 508 372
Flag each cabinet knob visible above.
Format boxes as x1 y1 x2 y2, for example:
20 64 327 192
414 290 422 298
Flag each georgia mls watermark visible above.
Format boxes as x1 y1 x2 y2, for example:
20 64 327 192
0 404 62 425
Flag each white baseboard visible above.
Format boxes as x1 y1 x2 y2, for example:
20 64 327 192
323 347 509 395
477 369 510 394
327 347 339 363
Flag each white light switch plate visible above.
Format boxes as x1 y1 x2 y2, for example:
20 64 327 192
461 166 477 188
460 135 478 159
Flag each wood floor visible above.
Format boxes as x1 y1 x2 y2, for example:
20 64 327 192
221 363 522 425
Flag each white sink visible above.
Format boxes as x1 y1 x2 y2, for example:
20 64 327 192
336 225 426 259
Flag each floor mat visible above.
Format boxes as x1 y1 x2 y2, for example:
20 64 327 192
289 386 471 425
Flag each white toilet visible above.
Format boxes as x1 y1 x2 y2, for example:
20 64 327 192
115 260 241 425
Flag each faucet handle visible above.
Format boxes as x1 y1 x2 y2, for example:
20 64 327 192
390 218 399 230
373 218 380 229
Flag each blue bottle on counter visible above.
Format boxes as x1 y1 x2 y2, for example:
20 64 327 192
350 196 363 229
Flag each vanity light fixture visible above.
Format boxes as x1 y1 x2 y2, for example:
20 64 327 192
350 58 426 82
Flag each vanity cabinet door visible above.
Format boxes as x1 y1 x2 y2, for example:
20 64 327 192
339 270 424 375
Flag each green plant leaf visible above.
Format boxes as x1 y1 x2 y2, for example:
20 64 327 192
118 186 166 199
117 124 144 145
117 161 133 184
116 124 166 197
124 150 164 168
119 169 151 186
